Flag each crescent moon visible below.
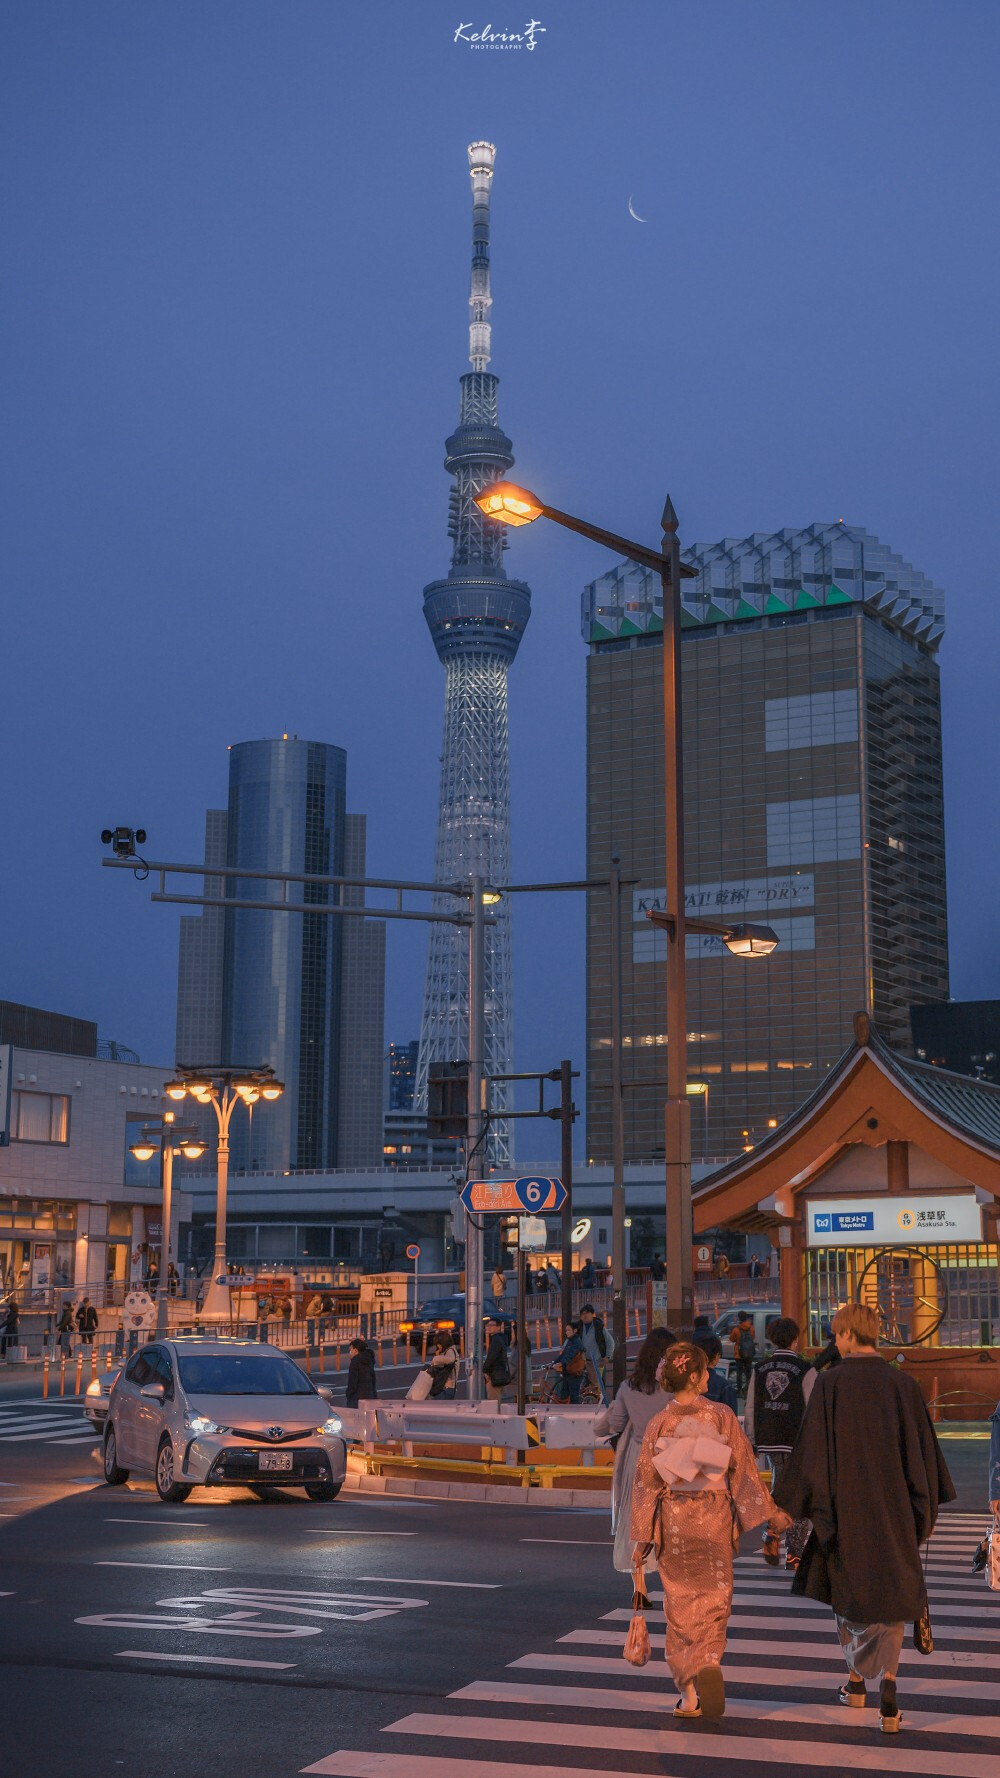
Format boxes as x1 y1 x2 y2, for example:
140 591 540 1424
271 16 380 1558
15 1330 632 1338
628 195 647 223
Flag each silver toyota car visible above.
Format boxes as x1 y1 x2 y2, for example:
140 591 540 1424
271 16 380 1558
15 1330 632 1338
102 1338 347 1504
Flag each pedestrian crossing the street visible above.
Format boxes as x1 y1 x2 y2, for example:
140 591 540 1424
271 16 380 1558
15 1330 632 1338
0 1400 98 1444
302 1510 1000 1778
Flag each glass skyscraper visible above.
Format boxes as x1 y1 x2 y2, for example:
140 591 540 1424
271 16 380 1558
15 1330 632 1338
176 738 384 1173
584 523 949 1163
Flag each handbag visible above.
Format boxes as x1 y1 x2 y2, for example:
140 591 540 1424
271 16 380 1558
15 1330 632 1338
913 1541 933 1654
405 1368 434 1402
565 1350 586 1376
623 1563 651 1667
987 1512 1000 1592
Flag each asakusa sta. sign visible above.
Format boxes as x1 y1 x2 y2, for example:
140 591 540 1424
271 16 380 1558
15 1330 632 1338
806 1194 982 1247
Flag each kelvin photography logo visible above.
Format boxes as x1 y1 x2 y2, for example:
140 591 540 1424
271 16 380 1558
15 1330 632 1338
454 19 546 51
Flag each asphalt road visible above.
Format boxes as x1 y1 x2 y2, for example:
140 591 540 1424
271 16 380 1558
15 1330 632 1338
0 1373 995 1778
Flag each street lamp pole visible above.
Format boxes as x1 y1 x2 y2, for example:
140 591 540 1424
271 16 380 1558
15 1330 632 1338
476 480 779 1341
466 875 486 1403
608 853 628 1385
157 1121 176 1340
164 1066 284 1322
660 498 693 1332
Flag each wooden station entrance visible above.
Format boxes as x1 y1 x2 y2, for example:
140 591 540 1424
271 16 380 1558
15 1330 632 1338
693 1014 1000 1418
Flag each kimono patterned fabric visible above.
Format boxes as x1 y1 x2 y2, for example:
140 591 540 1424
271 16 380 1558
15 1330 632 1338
631 1397 777 1687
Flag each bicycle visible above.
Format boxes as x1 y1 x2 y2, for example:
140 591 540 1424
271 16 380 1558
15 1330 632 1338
533 1361 602 1405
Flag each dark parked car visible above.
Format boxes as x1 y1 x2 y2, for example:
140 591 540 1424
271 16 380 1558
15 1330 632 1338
396 1295 513 1351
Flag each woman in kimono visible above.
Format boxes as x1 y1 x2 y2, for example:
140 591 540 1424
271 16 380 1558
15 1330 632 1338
631 1340 789 1720
594 1325 675 1575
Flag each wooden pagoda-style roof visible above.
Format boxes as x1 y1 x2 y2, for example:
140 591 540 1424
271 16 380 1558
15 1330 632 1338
693 1012 1000 1234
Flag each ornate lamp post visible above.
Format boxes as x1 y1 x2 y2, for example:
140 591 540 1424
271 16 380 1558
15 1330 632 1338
162 1066 283 1321
129 1113 206 1337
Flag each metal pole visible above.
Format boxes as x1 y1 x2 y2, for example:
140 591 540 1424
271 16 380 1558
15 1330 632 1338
609 855 627 1391
516 1241 527 1414
661 497 693 1333
559 1058 574 1330
466 876 485 1403
154 1134 173 1340
202 1095 232 1321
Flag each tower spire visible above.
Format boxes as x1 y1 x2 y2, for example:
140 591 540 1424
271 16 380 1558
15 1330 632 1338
467 140 495 371
416 142 532 1168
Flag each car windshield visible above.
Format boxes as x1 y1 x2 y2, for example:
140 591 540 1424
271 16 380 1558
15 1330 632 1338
177 1353 315 1396
416 1300 460 1317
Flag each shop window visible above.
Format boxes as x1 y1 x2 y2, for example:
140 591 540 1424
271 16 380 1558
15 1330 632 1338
11 1092 70 1144
108 1205 132 1238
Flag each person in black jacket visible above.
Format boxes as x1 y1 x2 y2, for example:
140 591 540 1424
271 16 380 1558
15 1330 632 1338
345 1338 378 1409
744 1316 815 1569
483 1318 513 1402
774 1301 954 1736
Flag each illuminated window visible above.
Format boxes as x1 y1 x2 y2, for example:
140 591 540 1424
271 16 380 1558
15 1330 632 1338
730 1062 769 1074
11 1091 70 1144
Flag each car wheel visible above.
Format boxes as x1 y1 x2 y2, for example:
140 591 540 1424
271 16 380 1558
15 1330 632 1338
304 1480 342 1501
155 1435 192 1503
103 1424 129 1485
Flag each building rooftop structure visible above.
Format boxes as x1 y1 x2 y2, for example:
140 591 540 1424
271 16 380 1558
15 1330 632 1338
582 521 945 651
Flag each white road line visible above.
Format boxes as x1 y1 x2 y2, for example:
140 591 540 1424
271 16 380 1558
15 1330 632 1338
511 1651 1000 1701
518 1538 613 1545
302 1761 626 1778
600 1606 1000 1643
354 1577 500 1589
104 1518 212 1527
96 1561 232 1572
559 1627 1000 1670
116 1650 295 1670
0 1428 97 1442
455 1677 1000 1738
382 1709 1000 1773
729 1592 994 1619
304 1530 417 1537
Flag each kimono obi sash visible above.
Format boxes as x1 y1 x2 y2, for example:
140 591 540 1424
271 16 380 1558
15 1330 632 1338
651 1427 732 1492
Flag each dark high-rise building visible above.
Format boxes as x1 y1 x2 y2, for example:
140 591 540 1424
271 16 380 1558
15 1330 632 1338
175 739 385 1172
911 1001 1000 1084
386 1040 420 1112
584 523 949 1163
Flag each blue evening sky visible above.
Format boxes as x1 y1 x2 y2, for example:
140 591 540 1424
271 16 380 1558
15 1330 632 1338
2 2 997 1160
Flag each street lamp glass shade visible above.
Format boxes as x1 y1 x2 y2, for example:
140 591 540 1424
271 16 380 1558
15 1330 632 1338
180 1141 206 1161
233 1079 261 1103
481 889 503 907
129 1142 157 1162
723 922 780 958
164 1081 188 1101
260 1081 284 1101
183 1078 214 1099
473 481 543 526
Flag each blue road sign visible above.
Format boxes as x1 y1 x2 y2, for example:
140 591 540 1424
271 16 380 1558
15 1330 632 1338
460 1176 567 1213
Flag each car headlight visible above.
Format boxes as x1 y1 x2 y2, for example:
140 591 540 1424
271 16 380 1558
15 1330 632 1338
86 1380 102 1399
318 1415 343 1436
184 1412 229 1435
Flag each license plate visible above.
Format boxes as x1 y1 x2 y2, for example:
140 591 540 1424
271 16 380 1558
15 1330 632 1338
258 1450 293 1472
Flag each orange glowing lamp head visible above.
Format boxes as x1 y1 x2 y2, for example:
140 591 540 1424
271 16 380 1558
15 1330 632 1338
474 482 543 527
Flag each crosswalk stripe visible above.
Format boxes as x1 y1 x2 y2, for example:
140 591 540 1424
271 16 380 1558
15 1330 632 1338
732 1593 1000 1620
0 1426 96 1442
509 1652 1000 1702
455 1678 1000 1738
599 1608 1000 1642
382 1710 1000 1773
302 1759 655 1778
559 1627 1000 1671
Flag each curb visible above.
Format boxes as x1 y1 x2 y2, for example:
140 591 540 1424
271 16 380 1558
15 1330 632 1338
341 1471 611 1508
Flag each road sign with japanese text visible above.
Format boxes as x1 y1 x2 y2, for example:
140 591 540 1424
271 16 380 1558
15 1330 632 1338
460 1176 567 1214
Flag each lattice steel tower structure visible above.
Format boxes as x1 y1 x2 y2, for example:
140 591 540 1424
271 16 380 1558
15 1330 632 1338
416 142 531 1167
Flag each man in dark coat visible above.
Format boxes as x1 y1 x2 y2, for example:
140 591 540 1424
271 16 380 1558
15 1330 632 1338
774 1301 955 1735
344 1338 378 1409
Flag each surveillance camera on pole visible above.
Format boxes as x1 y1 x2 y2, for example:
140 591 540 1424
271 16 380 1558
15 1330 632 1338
100 826 147 861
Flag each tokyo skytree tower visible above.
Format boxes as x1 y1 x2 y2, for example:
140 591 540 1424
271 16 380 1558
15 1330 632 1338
416 142 531 1168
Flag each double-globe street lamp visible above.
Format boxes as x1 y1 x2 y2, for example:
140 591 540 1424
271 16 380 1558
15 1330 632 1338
477 481 778 1331
128 1113 206 1338
162 1066 284 1321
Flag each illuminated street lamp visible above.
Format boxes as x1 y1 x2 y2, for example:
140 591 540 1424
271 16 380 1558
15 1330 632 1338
478 479 777 1331
129 1114 206 1337
164 1066 284 1320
